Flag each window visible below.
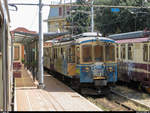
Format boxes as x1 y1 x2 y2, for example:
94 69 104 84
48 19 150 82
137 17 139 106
54 48 56 59
105 44 115 61
128 44 133 60
82 45 92 62
116 46 119 58
68 46 75 63
76 47 80 64
143 44 148 62
14 46 20 60
59 7 62 16
61 48 63 55
94 45 104 62
121 44 126 59
56 48 58 58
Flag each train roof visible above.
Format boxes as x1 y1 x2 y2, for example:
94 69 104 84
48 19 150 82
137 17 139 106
108 30 150 40
58 32 115 44
76 36 115 44
116 37 150 44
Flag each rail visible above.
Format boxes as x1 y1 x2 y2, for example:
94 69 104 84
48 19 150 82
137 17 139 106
111 89 150 110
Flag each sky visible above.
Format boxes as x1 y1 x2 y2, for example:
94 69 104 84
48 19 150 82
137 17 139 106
8 0 76 32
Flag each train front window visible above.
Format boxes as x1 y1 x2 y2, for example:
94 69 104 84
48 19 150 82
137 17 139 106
105 44 115 62
94 45 104 62
82 45 92 62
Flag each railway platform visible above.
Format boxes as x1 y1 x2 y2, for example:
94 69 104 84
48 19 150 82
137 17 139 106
14 65 102 111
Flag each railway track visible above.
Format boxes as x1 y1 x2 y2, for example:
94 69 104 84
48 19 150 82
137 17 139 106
110 89 150 111
85 93 135 111
86 88 150 111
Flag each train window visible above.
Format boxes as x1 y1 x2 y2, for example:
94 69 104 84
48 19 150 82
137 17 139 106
76 47 80 64
68 48 71 62
82 45 92 62
121 44 126 59
61 48 63 55
116 46 118 58
68 46 75 63
94 45 103 62
143 44 148 62
128 44 133 60
105 44 115 61
56 48 58 58
14 46 20 61
54 48 56 59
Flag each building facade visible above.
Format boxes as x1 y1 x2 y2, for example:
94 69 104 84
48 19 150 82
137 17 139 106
46 4 71 32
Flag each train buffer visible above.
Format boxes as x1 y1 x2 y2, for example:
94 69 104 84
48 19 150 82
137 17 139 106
14 67 102 111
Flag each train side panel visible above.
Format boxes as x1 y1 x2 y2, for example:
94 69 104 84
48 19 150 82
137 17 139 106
117 42 150 92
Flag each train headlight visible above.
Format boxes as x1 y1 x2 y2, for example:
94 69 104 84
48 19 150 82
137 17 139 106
85 67 90 72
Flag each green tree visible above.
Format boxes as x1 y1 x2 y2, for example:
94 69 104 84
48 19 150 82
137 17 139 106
66 0 91 35
94 0 150 35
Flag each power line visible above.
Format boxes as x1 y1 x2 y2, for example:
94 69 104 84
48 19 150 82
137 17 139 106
8 3 150 9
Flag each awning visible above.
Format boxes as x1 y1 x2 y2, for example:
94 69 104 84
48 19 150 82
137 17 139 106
13 31 70 43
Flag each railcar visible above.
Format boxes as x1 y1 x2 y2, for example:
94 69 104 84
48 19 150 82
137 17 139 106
109 31 150 93
44 32 117 95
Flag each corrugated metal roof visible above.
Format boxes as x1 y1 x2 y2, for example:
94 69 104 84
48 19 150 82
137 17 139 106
116 37 150 43
108 30 150 40
108 31 144 40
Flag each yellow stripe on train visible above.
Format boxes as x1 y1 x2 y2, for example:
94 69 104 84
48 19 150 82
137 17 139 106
93 76 106 80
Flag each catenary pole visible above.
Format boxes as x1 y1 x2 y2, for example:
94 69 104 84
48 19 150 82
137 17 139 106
38 0 45 89
91 0 94 32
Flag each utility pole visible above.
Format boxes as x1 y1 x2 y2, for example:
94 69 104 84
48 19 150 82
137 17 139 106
91 0 94 32
38 0 45 89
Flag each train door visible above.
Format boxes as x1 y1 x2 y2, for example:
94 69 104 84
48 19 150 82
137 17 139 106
50 47 54 70
63 47 67 75
143 43 150 92
80 44 93 83
75 46 80 77
67 45 76 76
